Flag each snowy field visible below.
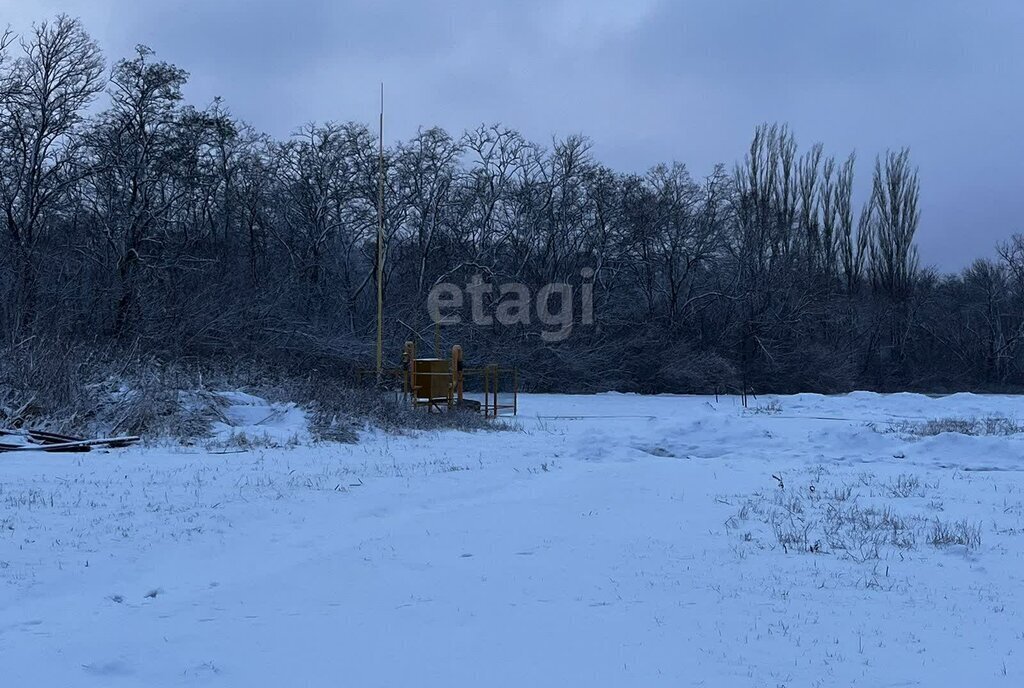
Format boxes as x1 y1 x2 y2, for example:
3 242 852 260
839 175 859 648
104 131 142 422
3 392 1024 686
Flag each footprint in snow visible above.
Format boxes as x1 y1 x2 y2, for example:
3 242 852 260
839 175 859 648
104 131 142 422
82 660 133 676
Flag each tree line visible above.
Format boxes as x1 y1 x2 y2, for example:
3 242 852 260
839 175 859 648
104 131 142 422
2 16 1022 394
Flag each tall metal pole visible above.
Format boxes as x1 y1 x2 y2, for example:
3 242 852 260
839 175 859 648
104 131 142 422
376 84 385 378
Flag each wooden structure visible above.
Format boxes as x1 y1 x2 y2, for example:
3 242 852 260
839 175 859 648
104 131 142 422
392 341 517 417
404 340 452 411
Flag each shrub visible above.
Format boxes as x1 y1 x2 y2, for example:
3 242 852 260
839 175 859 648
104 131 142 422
885 416 1024 437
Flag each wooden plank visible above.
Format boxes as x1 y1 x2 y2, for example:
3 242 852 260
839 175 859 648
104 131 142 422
28 429 85 445
0 435 140 453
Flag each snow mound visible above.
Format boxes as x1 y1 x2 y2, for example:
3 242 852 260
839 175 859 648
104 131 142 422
209 391 310 448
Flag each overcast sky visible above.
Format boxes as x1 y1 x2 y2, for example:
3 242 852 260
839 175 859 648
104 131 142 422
3 0 1022 271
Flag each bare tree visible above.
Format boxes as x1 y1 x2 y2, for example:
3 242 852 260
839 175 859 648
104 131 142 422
83 45 187 335
0 16 103 333
835 154 867 293
395 127 463 301
869 149 920 301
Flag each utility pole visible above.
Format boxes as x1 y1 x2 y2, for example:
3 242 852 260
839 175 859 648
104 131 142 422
376 83 385 379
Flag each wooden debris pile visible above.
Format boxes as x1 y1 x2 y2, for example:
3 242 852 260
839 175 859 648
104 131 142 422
0 428 140 453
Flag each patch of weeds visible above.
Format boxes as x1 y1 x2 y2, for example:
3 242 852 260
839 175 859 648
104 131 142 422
747 400 783 416
930 518 982 550
884 416 1024 438
256 380 509 441
730 473 941 562
885 474 922 498
830 485 854 502
823 503 922 559
770 508 814 553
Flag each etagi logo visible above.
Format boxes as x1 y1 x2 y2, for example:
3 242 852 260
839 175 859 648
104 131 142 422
427 268 595 342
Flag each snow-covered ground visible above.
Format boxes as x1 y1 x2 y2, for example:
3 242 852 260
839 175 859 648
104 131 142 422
3 392 1023 686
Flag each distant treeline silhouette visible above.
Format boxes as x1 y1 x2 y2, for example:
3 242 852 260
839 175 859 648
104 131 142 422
2 16 1022 394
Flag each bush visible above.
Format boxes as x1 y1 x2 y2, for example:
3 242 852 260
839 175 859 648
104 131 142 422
0 341 511 443
254 377 506 442
886 416 1024 437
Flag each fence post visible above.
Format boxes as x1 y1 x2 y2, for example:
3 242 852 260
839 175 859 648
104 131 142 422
483 366 490 418
513 368 518 416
